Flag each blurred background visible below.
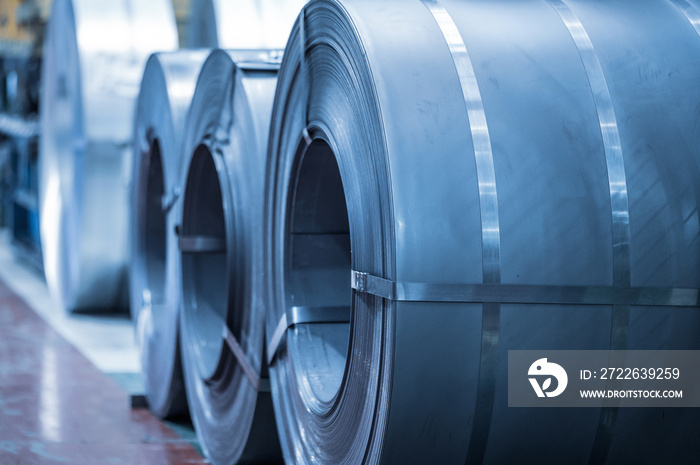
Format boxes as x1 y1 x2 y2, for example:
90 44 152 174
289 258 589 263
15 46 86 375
0 0 189 269
0 3 206 463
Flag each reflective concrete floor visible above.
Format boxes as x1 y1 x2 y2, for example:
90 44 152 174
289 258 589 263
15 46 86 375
0 232 140 374
0 277 207 464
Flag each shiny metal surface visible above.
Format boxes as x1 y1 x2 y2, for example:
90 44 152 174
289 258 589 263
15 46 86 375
131 51 208 419
223 325 261 390
187 0 308 49
670 0 700 35
264 1 700 464
351 271 700 307
178 49 282 465
39 0 178 312
419 3 502 462
544 1 631 461
268 306 351 364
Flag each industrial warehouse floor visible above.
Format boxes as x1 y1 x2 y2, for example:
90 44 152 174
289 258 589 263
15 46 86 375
0 234 206 464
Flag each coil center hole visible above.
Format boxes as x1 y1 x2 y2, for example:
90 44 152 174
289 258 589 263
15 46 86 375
286 139 351 406
181 144 228 380
143 139 166 307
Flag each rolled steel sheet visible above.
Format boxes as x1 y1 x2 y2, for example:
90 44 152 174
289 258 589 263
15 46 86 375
131 50 208 419
187 0 307 49
179 49 283 465
263 1 700 464
39 0 178 312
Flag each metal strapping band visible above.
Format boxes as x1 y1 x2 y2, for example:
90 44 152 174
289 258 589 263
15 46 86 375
161 188 180 215
266 306 350 365
301 127 312 147
669 0 700 36
267 313 288 366
223 326 260 391
420 1 501 464
351 271 700 307
177 235 226 253
546 1 631 463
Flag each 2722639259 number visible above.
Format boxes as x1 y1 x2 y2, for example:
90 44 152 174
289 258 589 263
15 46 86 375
599 367 680 380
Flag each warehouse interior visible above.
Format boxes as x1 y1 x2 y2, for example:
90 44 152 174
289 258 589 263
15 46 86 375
0 1 211 463
0 0 207 465
2 0 700 464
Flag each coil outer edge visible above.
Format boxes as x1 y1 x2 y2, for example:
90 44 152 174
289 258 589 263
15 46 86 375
179 49 283 465
39 0 178 312
131 50 209 418
265 1 700 464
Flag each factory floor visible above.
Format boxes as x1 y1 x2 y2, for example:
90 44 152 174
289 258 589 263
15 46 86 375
0 233 206 465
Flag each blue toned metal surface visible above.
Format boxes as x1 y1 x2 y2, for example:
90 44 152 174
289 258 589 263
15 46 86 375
544 2 630 462
350 272 700 306
178 50 283 465
131 50 208 419
263 0 700 464
670 0 700 36
419 3 502 463
38 0 178 312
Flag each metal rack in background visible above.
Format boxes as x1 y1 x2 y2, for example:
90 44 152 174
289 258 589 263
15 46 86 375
0 0 45 270
0 113 41 268
0 0 189 271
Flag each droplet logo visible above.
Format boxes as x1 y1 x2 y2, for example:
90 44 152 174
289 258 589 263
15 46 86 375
528 358 568 398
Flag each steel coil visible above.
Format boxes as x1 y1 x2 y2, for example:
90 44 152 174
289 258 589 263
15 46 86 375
187 0 307 49
263 1 700 464
131 50 208 419
179 49 283 464
39 0 178 312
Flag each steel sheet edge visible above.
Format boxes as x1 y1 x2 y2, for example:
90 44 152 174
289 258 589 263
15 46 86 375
178 50 283 465
131 50 208 418
39 0 178 312
263 1 700 464
187 0 308 49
